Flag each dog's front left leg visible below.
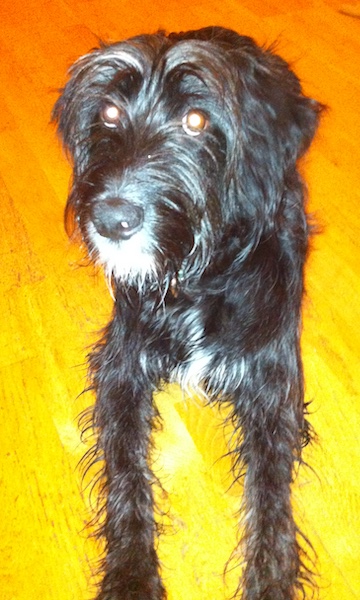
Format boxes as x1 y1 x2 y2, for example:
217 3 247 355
230 340 311 600
89 315 166 600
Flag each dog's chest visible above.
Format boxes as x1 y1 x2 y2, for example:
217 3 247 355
153 294 246 398
150 299 212 393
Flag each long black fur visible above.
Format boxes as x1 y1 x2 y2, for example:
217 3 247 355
53 26 322 600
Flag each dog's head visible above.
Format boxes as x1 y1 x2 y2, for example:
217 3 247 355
53 27 321 292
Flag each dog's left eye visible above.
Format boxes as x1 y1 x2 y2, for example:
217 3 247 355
100 103 122 129
182 110 208 136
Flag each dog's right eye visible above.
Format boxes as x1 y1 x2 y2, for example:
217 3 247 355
100 103 122 129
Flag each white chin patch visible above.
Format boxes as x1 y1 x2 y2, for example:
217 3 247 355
87 223 158 286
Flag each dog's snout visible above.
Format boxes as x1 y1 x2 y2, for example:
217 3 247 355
91 198 144 241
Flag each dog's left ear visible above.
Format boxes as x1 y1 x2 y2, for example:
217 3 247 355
245 45 323 163
220 31 324 166
210 30 324 234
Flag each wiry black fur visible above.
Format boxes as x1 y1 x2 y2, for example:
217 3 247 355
53 26 322 600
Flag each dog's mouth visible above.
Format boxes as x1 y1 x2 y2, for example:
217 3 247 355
86 218 159 285
84 204 195 293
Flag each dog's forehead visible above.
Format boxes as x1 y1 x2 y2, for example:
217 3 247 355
164 39 229 70
100 37 232 79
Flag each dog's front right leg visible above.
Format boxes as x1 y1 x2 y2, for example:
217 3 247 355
88 316 166 600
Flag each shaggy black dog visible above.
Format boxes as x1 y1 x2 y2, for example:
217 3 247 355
53 26 322 600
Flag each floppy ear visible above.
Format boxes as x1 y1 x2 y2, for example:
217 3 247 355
241 45 323 162
208 30 324 167
52 49 103 167
220 33 323 243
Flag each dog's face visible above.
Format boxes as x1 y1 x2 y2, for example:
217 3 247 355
54 27 320 290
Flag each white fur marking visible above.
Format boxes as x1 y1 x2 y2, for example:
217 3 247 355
87 222 158 287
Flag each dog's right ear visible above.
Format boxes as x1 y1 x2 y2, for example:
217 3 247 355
52 50 99 169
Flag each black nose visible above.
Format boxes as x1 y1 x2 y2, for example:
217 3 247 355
91 198 144 241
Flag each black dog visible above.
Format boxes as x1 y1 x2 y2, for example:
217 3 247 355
53 26 322 600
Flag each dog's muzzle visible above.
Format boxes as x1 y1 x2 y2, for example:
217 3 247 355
91 198 144 241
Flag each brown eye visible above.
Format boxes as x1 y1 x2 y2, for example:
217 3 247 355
182 109 208 136
100 103 122 129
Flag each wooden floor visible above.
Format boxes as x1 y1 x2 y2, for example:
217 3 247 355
1 0 359 598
